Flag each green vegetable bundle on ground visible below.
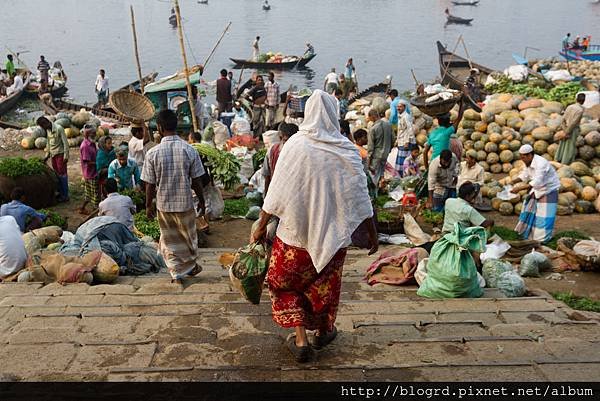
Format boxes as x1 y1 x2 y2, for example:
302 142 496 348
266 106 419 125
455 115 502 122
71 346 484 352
0 157 47 178
134 212 161 241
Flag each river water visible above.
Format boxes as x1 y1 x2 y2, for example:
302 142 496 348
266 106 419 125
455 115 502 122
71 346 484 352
1 0 598 103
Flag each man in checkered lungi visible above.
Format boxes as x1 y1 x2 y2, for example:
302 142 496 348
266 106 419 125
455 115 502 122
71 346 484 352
79 125 99 215
511 145 561 243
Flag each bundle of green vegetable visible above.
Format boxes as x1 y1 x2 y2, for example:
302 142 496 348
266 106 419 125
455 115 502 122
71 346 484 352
253 148 267 171
0 157 47 178
485 75 582 107
134 212 161 241
121 189 146 211
224 198 250 216
191 144 241 190
421 209 444 225
38 209 67 229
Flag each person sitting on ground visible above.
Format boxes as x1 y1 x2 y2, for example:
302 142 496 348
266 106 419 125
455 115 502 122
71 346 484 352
458 150 484 204
108 147 142 192
402 145 421 177
0 187 46 233
98 178 136 231
443 182 494 235
79 124 99 215
6 71 25 96
0 216 27 280
262 122 299 195
423 107 465 170
427 149 458 212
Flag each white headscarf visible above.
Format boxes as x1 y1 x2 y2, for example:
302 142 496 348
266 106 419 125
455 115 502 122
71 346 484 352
262 90 373 272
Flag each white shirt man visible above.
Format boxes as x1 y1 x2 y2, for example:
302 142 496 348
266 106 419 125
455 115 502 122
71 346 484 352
518 153 560 199
98 192 136 231
7 74 24 95
95 73 109 93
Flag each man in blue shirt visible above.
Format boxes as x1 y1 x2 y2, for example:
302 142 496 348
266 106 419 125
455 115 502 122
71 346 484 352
0 187 46 232
108 147 142 191
388 89 412 132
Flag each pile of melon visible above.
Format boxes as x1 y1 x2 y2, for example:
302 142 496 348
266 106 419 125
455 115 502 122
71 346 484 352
480 160 600 216
20 109 107 150
454 93 600 174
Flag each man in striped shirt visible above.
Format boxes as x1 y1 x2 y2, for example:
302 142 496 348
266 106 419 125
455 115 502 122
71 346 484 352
265 72 280 130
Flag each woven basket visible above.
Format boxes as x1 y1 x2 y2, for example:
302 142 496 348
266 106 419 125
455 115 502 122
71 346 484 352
410 93 462 117
109 90 156 122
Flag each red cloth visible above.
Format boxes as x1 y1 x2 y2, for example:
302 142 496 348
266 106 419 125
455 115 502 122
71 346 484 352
269 142 282 174
267 236 346 331
51 154 67 176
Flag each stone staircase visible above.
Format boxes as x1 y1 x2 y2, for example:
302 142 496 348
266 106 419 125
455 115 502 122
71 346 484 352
0 248 599 381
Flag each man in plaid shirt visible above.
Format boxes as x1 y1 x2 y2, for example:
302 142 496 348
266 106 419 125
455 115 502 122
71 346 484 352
142 109 206 282
265 72 280 130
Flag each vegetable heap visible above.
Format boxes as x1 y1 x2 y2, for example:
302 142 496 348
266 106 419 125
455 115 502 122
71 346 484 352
485 75 583 107
192 144 241 190
421 209 444 225
0 157 47 178
38 209 67 229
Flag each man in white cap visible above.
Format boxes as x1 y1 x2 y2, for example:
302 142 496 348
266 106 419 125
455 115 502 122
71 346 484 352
510 144 560 243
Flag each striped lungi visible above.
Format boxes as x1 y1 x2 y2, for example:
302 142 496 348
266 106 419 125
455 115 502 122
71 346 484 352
395 145 412 177
157 209 199 279
515 190 558 244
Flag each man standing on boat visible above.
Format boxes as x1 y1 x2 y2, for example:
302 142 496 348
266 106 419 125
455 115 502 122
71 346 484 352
304 43 315 59
252 36 261 62
265 72 280 130
5 55 15 81
562 33 571 50
95 69 109 107
37 55 50 94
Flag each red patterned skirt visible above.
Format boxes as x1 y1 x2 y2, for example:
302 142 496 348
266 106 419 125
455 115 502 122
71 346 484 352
266 236 346 331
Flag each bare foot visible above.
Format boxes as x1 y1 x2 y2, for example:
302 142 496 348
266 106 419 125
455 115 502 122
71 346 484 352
78 208 90 215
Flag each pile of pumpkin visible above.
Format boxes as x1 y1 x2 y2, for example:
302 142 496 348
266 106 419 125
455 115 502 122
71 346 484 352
460 93 600 216
20 110 109 151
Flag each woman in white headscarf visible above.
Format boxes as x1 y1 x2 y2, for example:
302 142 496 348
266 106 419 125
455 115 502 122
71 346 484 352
251 90 378 363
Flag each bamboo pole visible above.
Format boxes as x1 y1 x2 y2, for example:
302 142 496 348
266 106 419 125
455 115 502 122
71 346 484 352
460 37 474 70
173 0 198 132
203 21 232 70
130 6 145 94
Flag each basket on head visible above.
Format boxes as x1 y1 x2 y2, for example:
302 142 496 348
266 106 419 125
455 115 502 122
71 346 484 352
109 90 156 122
410 93 462 117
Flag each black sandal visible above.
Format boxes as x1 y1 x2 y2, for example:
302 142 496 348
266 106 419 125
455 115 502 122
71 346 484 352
311 326 338 350
285 334 314 363
187 264 203 277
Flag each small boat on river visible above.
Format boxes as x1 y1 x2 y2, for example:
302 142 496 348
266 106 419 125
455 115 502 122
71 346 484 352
24 61 68 99
451 1 479 6
560 44 600 62
230 53 316 69
447 15 473 24
0 75 31 116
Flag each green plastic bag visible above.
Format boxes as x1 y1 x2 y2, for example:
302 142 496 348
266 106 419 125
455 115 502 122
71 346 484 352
417 224 486 299
229 243 268 304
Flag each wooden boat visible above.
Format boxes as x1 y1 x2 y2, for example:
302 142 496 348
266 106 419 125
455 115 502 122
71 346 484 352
40 98 129 124
198 0 208 3
262 4 271 10
447 15 473 24
436 41 494 90
169 14 177 26
0 75 31 116
348 77 392 104
116 72 158 93
452 1 479 5
560 44 600 62
230 53 316 69
24 61 68 99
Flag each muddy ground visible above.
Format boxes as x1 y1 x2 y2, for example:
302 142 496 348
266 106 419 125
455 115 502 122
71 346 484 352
5 146 600 300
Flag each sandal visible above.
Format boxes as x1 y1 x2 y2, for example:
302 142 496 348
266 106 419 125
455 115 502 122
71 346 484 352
285 334 314 363
187 264 203 277
311 326 338 350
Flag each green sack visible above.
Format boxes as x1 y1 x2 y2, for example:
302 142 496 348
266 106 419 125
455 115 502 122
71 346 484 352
229 243 268 305
417 224 486 299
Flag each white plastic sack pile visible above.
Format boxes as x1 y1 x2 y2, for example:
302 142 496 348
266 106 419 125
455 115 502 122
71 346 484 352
480 235 511 264
231 117 251 136
213 120 230 150
543 69 573 82
503 65 529 82
230 147 256 180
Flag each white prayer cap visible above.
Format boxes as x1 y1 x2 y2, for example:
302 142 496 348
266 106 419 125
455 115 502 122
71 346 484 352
519 144 534 154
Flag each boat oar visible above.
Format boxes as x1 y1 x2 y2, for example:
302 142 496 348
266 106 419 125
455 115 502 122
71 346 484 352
202 21 232 71
459 36 474 70
410 69 420 87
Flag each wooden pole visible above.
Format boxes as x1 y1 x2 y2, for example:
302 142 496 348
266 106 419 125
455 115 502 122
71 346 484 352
173 0 198 132
130 6 145 94
460 37 473 70
235 66 245 99
203 21 232 70
440 35 463 84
